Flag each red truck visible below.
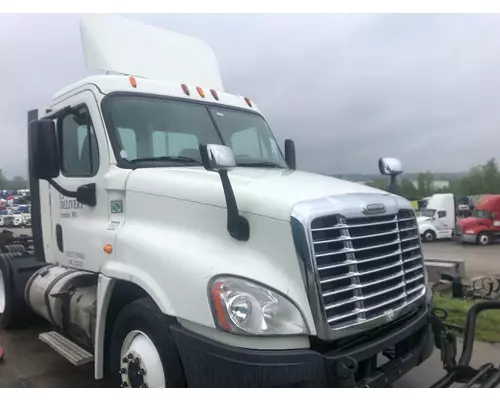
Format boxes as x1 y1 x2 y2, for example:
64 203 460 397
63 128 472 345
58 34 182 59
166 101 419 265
455 194 500 245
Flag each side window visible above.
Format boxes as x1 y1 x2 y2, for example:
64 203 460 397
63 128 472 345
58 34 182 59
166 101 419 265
492 212 497 219
117 128 137 160
59 106 99 176
230 128 269 159
438 210 447 218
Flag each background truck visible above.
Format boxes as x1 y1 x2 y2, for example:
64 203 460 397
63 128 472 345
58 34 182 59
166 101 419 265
455 194 500 245
455 195 474 218
417 193 456 242
0 15 434 388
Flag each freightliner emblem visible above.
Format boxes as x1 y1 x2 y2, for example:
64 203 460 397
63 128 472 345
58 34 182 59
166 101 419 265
363 203 386 215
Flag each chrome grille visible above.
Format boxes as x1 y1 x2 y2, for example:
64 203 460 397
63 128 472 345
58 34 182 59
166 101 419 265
310 209 425 330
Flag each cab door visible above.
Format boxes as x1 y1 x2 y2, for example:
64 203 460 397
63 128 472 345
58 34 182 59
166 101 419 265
49 89 110 273
436 210 452 238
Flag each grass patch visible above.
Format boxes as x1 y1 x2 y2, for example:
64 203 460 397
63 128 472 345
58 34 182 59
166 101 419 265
434 295 500 343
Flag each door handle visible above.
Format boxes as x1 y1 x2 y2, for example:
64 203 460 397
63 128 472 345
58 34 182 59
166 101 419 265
56 223 63 252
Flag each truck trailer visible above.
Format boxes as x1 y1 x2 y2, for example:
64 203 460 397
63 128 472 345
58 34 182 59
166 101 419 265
0 15 438 388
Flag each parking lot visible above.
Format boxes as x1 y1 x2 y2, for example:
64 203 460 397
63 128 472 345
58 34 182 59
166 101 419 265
1 237 500 387
423 240 500 278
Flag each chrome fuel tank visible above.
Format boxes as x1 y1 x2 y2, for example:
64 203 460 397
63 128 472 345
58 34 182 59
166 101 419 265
25 265 98 346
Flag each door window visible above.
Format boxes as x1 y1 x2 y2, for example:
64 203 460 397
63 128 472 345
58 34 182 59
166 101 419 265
59 105 99 176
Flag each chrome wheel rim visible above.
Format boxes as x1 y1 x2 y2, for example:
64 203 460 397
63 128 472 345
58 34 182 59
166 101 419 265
119 330 165 388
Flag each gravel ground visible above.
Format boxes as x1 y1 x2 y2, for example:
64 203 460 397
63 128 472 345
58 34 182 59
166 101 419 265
422 240 500 278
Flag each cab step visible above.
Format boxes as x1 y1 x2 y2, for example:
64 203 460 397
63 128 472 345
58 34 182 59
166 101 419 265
39 331 94 366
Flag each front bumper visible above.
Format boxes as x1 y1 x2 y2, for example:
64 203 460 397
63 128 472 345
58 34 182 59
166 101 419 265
460 234 477 243
170 304 434 388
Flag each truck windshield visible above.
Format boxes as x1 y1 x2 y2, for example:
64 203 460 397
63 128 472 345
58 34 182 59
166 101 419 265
421 209 436 218
104 95 287 168
474 210 489 218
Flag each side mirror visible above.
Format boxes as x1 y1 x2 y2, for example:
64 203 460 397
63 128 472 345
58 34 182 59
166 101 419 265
378 157 403 176
199 144 249 241
378 157 403 194
199 144 235 172
29 119 60 180
284 139 296 170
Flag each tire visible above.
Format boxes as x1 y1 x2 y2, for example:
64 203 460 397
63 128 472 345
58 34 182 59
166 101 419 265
108 297 186 388
477 232 491 246
0 255 24 329
0 254 41 329
0 262 7 326
423 230 436 242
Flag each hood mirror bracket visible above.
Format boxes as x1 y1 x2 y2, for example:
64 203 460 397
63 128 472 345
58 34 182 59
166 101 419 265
199 144 250 241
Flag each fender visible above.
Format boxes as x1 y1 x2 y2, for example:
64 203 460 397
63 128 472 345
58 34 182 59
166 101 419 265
94 264 174 380
418 221 437 237
94 274 114 379
463 224 488 235
109 214 314 328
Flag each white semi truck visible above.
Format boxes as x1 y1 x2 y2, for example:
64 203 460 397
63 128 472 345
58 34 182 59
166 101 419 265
418 194 456 242
0 15 435 388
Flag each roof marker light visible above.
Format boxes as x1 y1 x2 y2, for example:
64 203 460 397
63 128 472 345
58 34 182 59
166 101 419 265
210 89 219 101
129 76 137 88
196 86 205 98
181 84 190 96
244 97 252 107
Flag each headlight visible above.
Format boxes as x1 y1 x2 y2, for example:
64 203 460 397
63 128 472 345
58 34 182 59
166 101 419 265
465 230 475 234
209 276 308 335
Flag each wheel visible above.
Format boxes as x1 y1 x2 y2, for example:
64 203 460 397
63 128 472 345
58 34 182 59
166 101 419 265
423 230 436 242
0 256 14 329
0 254 40 329
477 232 491 246
0 267 5 318
108 297 186 388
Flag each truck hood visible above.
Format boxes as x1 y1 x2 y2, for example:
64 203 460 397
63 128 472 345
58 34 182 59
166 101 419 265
458 217 491 229
417 216 432 224
125 167 392 221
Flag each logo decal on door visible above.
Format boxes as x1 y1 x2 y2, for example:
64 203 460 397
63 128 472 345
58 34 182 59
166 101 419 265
110 200 123 214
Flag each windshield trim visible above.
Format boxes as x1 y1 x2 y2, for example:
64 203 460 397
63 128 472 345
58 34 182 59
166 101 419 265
101 91 287 170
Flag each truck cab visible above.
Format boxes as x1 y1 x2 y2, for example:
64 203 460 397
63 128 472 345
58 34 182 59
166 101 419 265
455 194 500 245
0 15 434 388
417 193 455 242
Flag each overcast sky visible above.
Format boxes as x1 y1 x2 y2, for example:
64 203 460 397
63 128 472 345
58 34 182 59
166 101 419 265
1 13 500 178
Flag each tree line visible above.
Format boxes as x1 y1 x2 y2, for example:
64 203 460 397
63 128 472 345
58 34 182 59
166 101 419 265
365 158 500 200
0 169 29 191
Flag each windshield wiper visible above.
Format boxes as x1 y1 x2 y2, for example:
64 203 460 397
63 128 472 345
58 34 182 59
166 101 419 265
129 156 203 165
238 161 283 168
